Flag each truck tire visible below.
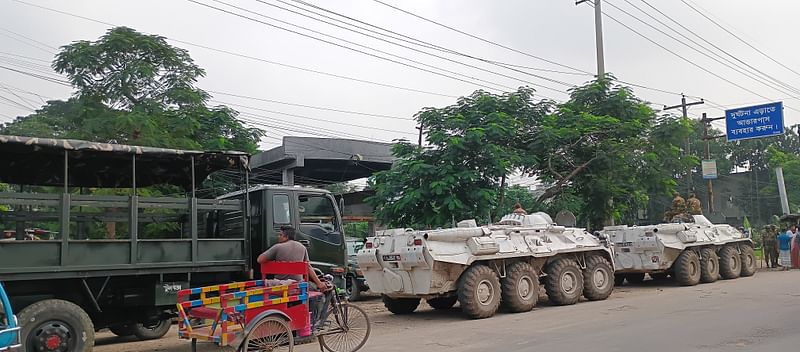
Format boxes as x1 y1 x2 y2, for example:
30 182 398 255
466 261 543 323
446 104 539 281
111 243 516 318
544 258 584 306
674 250 701 286
582 255 614 301
718 246 741 280
739 245 756 277
501 262 539 313
458 264 501 319
347 276 363 302
625 273 645 284
133 318 172 340
109 323 136 337
18 299 95 352
700 247 719 283
382 295 420 314
427 296 458 310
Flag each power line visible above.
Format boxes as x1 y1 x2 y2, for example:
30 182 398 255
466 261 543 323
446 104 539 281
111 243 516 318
681 0 800 79
0 30 54 55
9 0 461 99
369 0 592 75
190 0 515 92
0 65 71 86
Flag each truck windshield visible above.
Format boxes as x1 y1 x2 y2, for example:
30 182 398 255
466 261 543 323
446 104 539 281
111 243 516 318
298 194 341 244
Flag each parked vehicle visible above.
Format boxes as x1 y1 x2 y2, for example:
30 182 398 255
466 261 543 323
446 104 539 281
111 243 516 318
600 215 756 286
0 282 20 351
357 212 615 319
0 135 346 351
345 237 369 301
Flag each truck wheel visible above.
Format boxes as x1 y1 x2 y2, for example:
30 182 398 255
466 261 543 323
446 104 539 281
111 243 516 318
458 264 501 319
544 258 584 306
582 255 614 301
133 318 172 340
501 262 539 313
347 276 363 302
700 248 719 283
614 274 626 286
427 296 458 310
718 246 741 279
674 250 701 286
739 245 756 277
625 273 645 284
109 323 136 337
382 295 420 314
18 299 95 352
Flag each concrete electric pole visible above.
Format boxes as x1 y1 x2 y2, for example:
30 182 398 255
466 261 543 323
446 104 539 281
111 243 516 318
665 95 704 196
577 0 605 77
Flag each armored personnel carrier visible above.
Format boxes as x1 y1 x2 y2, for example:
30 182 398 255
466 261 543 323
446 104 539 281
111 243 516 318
356 212 615 319
600 215 755 287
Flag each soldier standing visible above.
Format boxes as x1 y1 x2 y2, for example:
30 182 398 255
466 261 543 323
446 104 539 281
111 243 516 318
762 225 779 268
687 193 702 215
664 192 687 221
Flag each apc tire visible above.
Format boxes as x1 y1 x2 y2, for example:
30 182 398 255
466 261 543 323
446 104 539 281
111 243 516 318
427 296 458 310
501 262 539 313
18 299 95 352
719 246 741 280
544 258 584 306
458 264 501 319
382 295 420 315
109 323 136 337
583 255 614 301
625 273 645 284
700 248 719 283
739 245 756 277
674 250 701 286
133 318 172 340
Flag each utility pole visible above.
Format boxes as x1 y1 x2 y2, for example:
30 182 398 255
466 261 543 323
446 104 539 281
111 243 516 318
577 0 605 76
700 112 726 213
664 94 704 196
416 122 423 146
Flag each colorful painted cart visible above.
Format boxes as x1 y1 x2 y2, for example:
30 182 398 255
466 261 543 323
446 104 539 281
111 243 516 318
177 262 370 352
0 282 20 351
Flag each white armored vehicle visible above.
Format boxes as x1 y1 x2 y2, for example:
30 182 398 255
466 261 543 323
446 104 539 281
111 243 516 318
356 212 615 319
600 215 756 286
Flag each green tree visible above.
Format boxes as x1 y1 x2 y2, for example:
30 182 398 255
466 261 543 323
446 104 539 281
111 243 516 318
367 88 551 228
1 27 263 152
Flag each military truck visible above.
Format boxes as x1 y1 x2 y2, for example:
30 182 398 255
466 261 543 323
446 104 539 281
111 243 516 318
357 213 615 319
0 136 346 351
600 215 756 286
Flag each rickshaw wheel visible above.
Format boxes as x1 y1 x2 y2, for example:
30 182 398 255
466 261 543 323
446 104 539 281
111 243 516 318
319 303 371 352
243 316 293 352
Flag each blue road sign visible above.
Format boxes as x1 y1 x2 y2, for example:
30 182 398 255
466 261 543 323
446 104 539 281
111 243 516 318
725 101 784 142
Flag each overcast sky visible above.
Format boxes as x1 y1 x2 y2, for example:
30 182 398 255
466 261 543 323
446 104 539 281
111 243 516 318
2 0 799 165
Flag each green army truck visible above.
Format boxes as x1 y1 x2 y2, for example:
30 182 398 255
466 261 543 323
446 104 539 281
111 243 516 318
0 136 347 351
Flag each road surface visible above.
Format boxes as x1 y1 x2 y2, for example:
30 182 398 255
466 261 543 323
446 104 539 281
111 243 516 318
94 270 800 352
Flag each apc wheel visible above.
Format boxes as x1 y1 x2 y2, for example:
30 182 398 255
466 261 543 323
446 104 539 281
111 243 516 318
614 274 626 286
18 299 95 352
740 245 756 277
458 264 501 319
319 303 371 352
381 296 420 315
133 318 171 340
718 246 741 279
544 258 584 306
244 316 293 352
583 255 614 301
427 296 458 310
625 273 645 284
674 250 701 286
346 276 363 302
501 262 539 313
700 248 719 283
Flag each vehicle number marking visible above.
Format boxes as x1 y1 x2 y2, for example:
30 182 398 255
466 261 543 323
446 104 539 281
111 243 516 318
382 254 400 261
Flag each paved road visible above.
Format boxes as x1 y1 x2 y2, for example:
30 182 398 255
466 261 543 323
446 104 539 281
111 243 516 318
95 270 800 352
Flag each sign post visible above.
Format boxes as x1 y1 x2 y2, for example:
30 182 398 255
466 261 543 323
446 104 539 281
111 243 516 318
725 101 784 142
702 159 717 179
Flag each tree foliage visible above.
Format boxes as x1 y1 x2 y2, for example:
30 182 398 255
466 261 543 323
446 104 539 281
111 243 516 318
1 27 263 153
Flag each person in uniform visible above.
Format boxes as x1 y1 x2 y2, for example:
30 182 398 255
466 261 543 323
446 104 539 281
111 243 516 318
687 193 702 215
762 225 779 268
664 191 687 222
512 203 528 215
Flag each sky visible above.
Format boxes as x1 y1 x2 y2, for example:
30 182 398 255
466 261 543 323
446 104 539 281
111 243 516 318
1 0 800 187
